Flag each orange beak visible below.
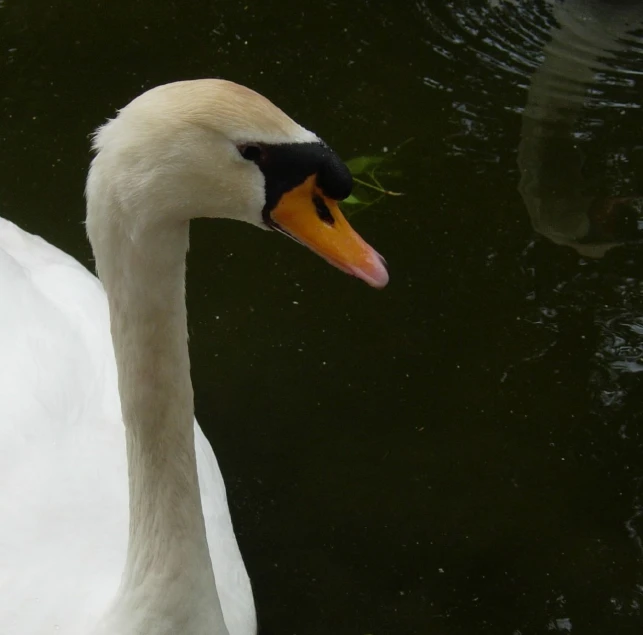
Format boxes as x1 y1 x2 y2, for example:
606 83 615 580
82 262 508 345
269 175 389 289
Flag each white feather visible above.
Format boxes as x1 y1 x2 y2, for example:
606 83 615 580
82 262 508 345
0 79 316 635
0 212 253 634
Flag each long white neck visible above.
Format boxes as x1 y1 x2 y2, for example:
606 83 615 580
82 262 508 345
88 206 228 634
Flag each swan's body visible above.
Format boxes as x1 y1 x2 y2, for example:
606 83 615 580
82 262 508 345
0 217 248 634
0 80 387 635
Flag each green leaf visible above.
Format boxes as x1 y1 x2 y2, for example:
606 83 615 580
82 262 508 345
345 155 384 176
342 194 362 205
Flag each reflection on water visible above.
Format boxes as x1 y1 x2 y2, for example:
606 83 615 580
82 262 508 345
421 1 643 164
518 0 643 258
418 0 553 164
518 2 643 623
513 0 643 435
422 0 643 631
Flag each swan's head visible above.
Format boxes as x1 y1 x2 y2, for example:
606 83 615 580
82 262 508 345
86 79 388 288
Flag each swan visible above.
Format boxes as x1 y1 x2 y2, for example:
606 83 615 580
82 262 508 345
0 79 388 635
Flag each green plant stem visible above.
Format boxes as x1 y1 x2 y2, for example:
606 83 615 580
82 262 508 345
353 177 403 196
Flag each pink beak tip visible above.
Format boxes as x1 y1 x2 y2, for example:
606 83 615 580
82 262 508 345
350 251 389 289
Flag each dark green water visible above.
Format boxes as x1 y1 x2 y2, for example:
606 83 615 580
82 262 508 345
2 1 643 633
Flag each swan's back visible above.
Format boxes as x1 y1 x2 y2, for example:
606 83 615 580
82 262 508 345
0 217 125 632
0 217 254 635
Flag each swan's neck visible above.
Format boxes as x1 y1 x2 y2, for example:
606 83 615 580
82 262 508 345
91 218 227 634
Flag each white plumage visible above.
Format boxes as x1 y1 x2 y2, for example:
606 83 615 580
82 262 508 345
0 215 252 634
0 79 386 635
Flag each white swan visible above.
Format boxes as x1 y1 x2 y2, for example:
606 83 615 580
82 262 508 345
0 79 388 635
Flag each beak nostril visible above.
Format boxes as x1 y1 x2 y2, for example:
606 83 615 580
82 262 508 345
313 194 335 226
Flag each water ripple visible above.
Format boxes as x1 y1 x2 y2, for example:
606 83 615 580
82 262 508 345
418 0 643 153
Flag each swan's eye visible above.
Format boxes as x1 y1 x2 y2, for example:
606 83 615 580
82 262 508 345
237 144 262 163
313 194 335 226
